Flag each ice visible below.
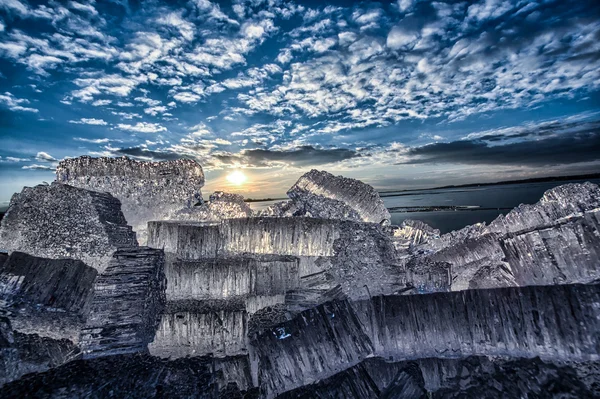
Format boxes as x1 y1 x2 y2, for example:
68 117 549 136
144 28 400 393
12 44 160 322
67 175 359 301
80 247 166 358
288 169 391 224
56 156 205 244
165 256 299 301
0 353 257 397
149 300 248 358
252 283 600 396
148 217 341 258
278 356 600 398
0 252 97 342
0 183 137 272
390 220 441 250
173 191 254 222
0 317 80 387
408 182 600 290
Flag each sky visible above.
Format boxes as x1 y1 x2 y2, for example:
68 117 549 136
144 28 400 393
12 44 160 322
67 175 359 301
0 0 599 206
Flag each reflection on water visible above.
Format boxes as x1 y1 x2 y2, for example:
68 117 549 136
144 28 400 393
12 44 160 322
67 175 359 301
249 178 600 234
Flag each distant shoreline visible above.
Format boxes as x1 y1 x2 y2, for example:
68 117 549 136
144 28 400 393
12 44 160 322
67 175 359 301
244 172 600 203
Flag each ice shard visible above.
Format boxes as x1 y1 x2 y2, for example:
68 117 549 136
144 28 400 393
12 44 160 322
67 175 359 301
0 183 137 272
56 156 205 244
80 247 166 358
173 191 254 222
288 169 391 225
0 252 97 341
252 283 600 396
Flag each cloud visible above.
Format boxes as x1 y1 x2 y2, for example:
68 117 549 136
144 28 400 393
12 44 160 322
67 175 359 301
402 122 600 167
35 152 57 162
74 137 111 144
69 118 108 125
217 145 360 167
22 164 55 170
117 122 167 133
0 92 38 113
115 147 184 161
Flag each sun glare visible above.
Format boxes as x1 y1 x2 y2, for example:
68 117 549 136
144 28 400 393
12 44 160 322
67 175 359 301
226 170 248 186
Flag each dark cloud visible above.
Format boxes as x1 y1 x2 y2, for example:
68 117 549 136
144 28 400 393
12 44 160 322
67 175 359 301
215 146 359 167
403 124 600 166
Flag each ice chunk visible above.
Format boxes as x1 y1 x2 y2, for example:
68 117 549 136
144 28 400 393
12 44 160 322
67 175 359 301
0 183 137 272
148 217 341 258
252 284 600 396
288 169 391 225
56 156 205 244
173 191 254 222
149 300 248 358
501 211 600 285
390 220 440 250
0 252 97 341
288 191 363 222
165 255 299 301
0 317 80 387
80 247 166 358
487 182 600 235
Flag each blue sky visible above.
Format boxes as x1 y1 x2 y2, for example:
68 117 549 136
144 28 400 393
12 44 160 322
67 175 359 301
0 0 599 206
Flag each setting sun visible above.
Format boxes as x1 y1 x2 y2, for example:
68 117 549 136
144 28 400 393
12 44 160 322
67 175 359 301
226 170 248 186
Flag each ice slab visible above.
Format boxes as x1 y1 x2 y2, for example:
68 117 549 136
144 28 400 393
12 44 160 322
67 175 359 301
252 283 600 397
0 183 137 272
56 156 205 244
80 247 166 358
288 169 390 225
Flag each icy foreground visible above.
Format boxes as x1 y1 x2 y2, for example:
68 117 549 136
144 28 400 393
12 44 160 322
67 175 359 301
1 157 600 398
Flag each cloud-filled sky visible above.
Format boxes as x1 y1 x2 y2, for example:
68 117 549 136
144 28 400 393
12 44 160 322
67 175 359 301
0 0 599 205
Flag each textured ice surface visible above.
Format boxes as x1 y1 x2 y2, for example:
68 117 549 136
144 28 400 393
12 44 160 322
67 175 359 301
252 283 600 396
148 218 341 258
390 220 441 250
80 247 165 358
0 317 80 387
56 156 204 244
173 191 253 222
0 252 97 342
410 182 600 290
0 353 259 398
288 169 391 224
0 183 137 272
149 300 248 358
165 256 299 301
278 356 600 399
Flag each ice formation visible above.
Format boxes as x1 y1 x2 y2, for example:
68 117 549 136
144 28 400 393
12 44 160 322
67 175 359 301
2 158 600 398
288 169 391 224
0 183 137 272
56 156 205 244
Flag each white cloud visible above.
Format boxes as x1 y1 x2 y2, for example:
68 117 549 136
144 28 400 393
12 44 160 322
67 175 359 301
0 156 28 162
173 92 201 103
144 105 168 116
0 92 38 113
35 152 57 162
117 122 167 133
69 118 108 125
22 164 55 170
386 25 419 49
92 99 112 106
134 96 161 106
74 137 111 143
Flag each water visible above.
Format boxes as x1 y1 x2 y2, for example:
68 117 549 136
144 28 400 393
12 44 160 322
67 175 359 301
249 178 600 234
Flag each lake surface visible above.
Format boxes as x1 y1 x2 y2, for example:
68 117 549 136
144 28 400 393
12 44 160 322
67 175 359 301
249 178 600 234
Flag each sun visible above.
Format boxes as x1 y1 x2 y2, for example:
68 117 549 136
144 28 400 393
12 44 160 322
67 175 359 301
226 170 248 186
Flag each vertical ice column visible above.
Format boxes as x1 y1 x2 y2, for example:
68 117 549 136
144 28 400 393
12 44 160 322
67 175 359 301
80 247 166 358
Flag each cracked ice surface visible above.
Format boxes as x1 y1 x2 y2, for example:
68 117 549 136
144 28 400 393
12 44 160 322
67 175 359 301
56 156 205 244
